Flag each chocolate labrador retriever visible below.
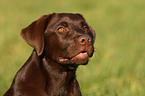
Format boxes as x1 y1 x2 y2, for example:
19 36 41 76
4 13 95 96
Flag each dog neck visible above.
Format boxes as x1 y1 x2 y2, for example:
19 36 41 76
41 54 77 82
20 50 79 95
39 52 79 95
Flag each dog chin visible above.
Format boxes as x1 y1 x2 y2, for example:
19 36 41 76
73 59 89 65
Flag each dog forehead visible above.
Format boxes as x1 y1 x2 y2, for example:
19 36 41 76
46 13 86 29
56 13 85 21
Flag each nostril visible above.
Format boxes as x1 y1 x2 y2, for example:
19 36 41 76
81 38 85 43
79 38 86 45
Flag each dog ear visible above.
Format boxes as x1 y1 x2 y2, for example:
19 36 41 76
21 14 52 56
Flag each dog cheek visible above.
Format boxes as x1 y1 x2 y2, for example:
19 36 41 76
44 33 66 60
44 34 58 59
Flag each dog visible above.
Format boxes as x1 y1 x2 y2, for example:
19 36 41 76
4 13 95 96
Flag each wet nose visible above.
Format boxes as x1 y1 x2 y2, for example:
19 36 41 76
78 35 92 45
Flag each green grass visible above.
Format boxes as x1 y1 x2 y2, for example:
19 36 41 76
0 0 145 95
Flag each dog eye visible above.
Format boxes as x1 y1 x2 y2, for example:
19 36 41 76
57 27 64 32
83 26 89 31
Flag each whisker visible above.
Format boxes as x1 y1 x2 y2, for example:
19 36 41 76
94 48 101 56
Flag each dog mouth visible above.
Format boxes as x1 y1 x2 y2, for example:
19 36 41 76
58 51 89 62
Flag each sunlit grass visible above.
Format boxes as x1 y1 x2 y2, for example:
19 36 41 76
0 0 145 95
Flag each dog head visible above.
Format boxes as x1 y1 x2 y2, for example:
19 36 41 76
21 13 96 67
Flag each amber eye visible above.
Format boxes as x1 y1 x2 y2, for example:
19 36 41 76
84 26 89 31
57 27 64 32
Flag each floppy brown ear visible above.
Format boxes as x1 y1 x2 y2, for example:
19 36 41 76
21 15 52 56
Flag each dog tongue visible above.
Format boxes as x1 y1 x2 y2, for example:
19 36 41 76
72 52 89 60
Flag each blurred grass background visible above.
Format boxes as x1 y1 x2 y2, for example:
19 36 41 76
0 0 145 95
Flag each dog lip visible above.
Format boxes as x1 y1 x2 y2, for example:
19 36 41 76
58 51 89 62
58 58 69 62
71 52 89 60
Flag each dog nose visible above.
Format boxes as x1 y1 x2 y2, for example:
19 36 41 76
78 35 92 45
